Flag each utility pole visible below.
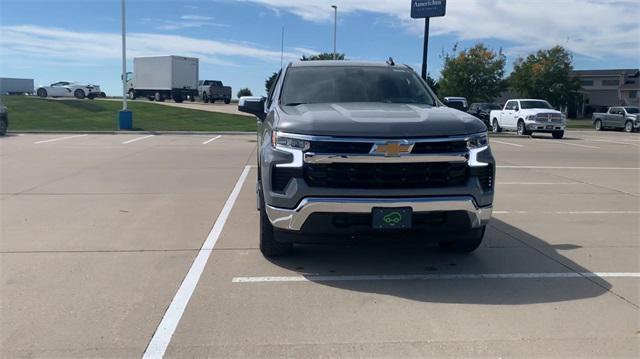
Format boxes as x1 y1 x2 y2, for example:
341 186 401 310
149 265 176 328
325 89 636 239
118 0 132 130
421 18 429 80
280 27 284 69
331 5 337 60
121 0 127 111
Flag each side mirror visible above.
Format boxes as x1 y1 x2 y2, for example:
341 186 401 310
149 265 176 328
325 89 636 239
238 96 266 120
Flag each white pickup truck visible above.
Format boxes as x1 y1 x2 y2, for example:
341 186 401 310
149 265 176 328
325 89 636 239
490 99 566 139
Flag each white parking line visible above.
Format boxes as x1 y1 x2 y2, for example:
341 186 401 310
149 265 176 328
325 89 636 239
34 134 87 144
142 165 251 359
583 138 640 147
578 135 640 142
497 165 640 170
232 272 640 283
202 135 222 145
122 134 154 144
494 210 640 214
491 140 525 147
496 182 577 185
532 138 600 149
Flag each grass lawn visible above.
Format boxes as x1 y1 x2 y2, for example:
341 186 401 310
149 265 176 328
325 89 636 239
566 119 594 129
2 95 596 132
1 96 256 132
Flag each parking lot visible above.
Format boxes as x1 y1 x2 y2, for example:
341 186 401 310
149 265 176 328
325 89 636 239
1 130 638 357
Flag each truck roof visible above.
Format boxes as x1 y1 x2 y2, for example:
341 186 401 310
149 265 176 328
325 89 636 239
289 60 402 68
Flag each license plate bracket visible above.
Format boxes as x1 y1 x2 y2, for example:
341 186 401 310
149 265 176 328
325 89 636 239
372 207 412 229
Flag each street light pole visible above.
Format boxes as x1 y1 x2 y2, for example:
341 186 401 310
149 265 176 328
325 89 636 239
331 5 337 60
121 0 127 111
118 0 132 130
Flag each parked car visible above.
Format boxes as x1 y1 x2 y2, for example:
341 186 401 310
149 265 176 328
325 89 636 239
127 56 198 103
468 103 501 128
0 101 7 135
36 82 105 99
443 97 468 111
239 60 494 257
490 99 566 138
592 106 639 132
198 80 232 104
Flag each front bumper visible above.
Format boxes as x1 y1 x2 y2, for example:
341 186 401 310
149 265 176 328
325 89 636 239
527 122 565 131
266 196 492 232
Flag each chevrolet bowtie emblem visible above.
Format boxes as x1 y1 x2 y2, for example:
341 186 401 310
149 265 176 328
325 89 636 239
371 141 413 157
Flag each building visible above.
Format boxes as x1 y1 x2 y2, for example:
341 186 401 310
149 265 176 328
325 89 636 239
494 69 639 118
572 69 639 118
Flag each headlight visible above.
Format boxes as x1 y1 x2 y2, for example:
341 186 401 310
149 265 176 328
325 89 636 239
271 132 310 151
526 115 536 121
561 114 567 120
467 133 488 149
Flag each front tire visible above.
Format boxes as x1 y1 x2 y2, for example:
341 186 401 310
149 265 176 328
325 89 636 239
224 99 231 105
37 88 48 98
594 119 602 131
492 119 502 133
552 131 564 139
259 189 292 257
439 226 486 253
202 92 209 103
74 89 85 99
517 120 530 136
624 121 633 133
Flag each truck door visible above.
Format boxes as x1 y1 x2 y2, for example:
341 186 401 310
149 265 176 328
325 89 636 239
609 108 623 128
502 101 517 129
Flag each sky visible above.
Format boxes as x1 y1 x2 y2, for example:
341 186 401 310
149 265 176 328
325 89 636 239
1 0 639 97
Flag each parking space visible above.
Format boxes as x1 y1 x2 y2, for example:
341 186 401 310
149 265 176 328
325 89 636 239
1 130 638 357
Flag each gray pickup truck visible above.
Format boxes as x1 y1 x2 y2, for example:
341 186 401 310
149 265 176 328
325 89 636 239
198 80 232 104
239 61 495 257
593 106 639 132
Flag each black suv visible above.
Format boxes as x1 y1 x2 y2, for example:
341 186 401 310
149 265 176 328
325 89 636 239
239 61 495 257
468 103 501 129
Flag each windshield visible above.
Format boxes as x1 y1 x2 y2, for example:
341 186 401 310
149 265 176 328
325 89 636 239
280 66 436 106
624 107 639 114
520 100 553 109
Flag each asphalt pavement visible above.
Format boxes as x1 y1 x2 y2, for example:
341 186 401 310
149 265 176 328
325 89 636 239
1 130 638 358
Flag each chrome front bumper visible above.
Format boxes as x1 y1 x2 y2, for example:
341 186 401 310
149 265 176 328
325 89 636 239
266 196 492 231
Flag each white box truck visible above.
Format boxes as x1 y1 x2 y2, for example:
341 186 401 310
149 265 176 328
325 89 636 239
0 78 34 95
126 56 198 103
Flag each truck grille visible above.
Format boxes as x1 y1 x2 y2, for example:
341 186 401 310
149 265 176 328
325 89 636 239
535 113 563 123
411 140 467 154
308 141 373 154
304 162 468 189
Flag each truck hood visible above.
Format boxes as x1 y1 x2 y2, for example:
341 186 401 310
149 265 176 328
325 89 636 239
519 108 563 115
276 103 486 137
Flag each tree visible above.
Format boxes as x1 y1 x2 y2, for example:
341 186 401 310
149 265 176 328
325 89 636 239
265 72 278 94
301 52 345 61
509 45 580 108
426 74 440 96
237 88 253 98
438 43 506 103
